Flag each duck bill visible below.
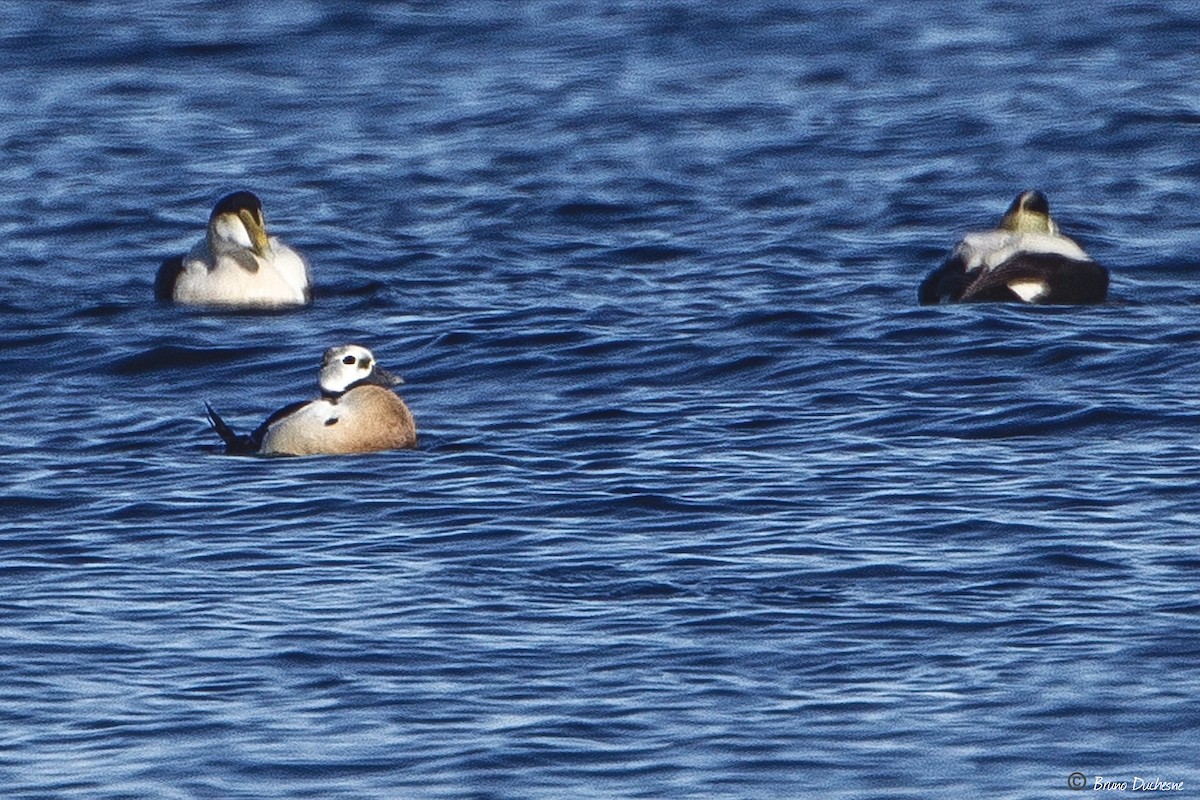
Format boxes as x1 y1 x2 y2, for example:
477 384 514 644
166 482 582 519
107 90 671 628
371 367 403 387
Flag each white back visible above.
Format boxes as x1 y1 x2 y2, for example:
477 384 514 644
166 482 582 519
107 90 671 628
266 239 310 298
955 230 1090 272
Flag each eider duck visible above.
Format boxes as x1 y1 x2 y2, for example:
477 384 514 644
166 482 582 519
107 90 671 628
156 191 312 308
206 345 417 456
918 190 1108 305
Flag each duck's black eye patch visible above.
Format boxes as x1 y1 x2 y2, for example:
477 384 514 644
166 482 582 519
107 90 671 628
325 417 339 426
343 355 356 365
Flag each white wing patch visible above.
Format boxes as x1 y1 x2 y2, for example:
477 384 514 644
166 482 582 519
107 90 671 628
1006 279 1049 303
270 398 338 430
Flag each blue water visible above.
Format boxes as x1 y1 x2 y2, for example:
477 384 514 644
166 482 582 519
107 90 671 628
2 2 1199 798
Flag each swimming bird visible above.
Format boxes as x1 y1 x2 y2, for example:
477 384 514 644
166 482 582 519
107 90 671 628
155 191 312 308
206 345 417 456
918 190 1109 305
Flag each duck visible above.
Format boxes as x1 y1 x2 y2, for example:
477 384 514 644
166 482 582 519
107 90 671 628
155 191 312 308
918 190 1108 305
206 345 417 456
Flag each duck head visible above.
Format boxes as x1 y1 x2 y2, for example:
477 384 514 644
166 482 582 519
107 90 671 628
318 344 403 397
998 190 1059 235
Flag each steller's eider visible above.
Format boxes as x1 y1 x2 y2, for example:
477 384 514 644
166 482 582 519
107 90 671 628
206 345 417 456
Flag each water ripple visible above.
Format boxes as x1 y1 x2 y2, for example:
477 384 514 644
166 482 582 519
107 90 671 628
2 1 1200 798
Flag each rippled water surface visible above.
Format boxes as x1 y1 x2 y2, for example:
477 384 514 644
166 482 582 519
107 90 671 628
3 2 1200 798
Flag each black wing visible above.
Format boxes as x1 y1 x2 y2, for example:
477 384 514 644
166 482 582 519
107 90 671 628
247 400 311 447
918 253 971 305
960 253 1109 305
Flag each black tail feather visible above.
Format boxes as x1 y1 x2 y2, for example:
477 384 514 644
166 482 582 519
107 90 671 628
205 403 259 454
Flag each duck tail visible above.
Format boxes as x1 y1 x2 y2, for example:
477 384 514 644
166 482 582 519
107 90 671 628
205 403 257 454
